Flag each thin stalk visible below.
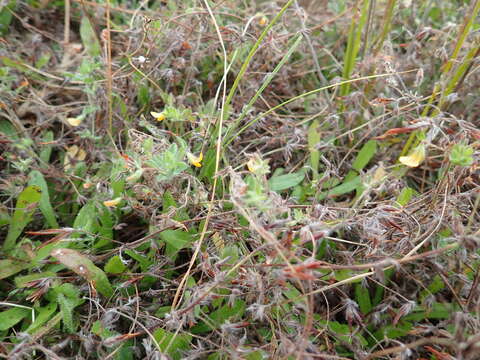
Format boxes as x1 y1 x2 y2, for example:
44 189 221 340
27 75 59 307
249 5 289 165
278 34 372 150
400 0 480 157
373 0 396 55
340 0 370 97
225 70 414 147
222 0 295 117
223 34 303 144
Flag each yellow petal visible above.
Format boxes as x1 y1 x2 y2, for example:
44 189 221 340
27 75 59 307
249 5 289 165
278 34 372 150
259 16 268 26
150 111 165 121
103 197 122 207
66 145 79 157
246 158 257 173
76 148 87 161
82 182 93 189
399 145 425 168
67 117 82 127
187 152 203 167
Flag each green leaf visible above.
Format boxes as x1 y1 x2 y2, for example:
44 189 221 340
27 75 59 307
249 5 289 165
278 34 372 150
95 208 114 248
318 176 362 200
39 131 54 165
396 187 415 207
0 307 30 331
0 1 15 36
153 328 192 360
0 259 29 280
450 143 474 167
191 300 246 334
159 229 195 258
51 248 114 297
80 16 101 57
199 148 216 183
15 271 56 288
308 120 321 178
268 171 305 191
73 201 98 235
57 293 77 333
26 302 57 334
374 322 412 341
28 170 59 228
53 283 84 333
355 284 372 315
3 185 42 251
104 255 127 274
352 140 377 172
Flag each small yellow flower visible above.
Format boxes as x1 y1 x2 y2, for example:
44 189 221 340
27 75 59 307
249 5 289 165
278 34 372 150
103 197 122 207
399 145 426 168
259 16 268 26
66 117 82 127
82 182 93 189
64 145 87 170
150 111 166 122
246 154 270 175
187 152 203 168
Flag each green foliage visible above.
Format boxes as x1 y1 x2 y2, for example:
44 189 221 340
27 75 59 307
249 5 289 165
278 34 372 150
3 185 42 251
146 143 189 182
80 16 101 57
0 306 30 331
153 328 192 360
268 170 305 192
0 1 16 35
51 248 114 297
0 0 477 358
450 143 474 166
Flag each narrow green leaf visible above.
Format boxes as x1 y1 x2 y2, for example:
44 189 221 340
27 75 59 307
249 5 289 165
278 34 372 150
80 16 101 57
0 259 28 280
308 120 321 178
26 302 57 334
153 328 192 360
3 185 42 250
159 229 195 258
355 284 372 315
396 187 414 207
15 271 56 288
28 170 59 228
318 176 362 200
352 140 377 172
51 248 114 297
39 130 54 165
0 307 30 331
104 255 127 274
268 171 305 192
191 300 246 334
57 293 77 333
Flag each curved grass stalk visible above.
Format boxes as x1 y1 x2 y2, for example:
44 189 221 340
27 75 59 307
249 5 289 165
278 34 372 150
223 0 295 116
223 33 303 144
224 70 415 147
340 0 370 97
401 0 480 156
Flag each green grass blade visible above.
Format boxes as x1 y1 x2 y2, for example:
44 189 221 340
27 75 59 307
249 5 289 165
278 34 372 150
223 0 295 115
224 33 303 144
3 185 42 251
340 0 370 97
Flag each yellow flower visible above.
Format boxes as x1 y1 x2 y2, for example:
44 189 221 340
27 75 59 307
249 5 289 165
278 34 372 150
64 145 87 170
399 145 426 168
66 117 82 127
246 154 270 175
103 197 122 207
150 111 165 122
187 152 203 167
259 16 268 26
